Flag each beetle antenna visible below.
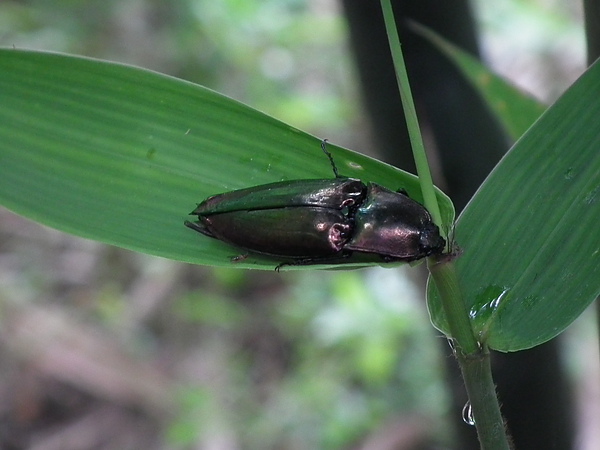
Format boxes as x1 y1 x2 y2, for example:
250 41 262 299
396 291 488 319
321 139 340 178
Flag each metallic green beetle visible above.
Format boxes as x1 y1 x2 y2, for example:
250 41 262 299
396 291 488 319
185 142 445 266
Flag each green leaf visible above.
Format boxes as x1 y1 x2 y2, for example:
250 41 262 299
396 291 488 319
411 22 547 140
428 58 600 351
0 49 453 270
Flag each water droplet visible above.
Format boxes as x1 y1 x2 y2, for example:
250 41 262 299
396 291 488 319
469 287 508 319
462 401 476 426
468 286 510 340
348 161 363 170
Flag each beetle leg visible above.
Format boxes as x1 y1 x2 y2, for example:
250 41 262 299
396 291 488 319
274 250 354 271
230 254 249 263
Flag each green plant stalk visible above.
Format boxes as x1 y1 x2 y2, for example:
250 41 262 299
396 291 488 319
428 260 511 450
379 0 442 230
380 1 511 448
428 261 478 354
379 1 481 354
458 346 512 450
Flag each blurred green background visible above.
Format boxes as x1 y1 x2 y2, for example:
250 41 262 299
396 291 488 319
0 1 592 449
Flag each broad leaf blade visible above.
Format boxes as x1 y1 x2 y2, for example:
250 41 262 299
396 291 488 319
0 50 453 270
428 59 600 351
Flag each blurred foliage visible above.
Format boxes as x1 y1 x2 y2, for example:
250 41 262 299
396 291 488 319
167 270 448 448
472 0 584 101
